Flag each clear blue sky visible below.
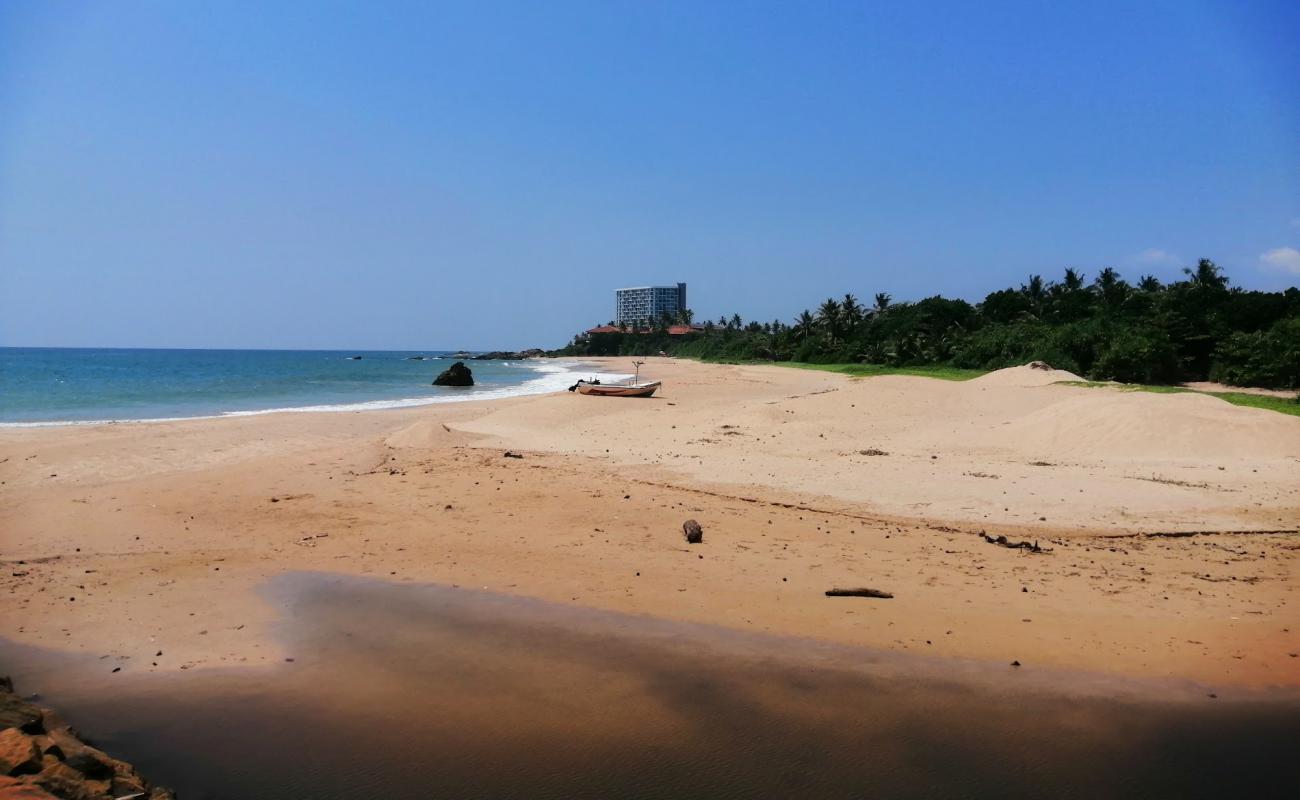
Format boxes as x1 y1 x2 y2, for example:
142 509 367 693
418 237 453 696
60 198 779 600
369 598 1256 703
2 1 1297 350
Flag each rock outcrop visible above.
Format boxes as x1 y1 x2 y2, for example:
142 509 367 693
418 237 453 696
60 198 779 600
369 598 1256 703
0 677 174 800
470 348 547 360
432 361 474 387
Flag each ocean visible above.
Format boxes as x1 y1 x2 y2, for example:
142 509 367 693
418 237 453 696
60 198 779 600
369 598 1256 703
0 348 619 425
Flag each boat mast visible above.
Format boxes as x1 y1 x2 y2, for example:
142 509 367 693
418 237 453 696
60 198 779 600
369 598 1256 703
632 360 644 386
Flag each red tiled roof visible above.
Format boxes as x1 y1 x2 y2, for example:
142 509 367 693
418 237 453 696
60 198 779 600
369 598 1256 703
584 324 704 336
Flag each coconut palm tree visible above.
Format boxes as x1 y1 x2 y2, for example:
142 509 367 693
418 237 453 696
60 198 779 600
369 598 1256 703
873 292 892 314
1184 258 1227 290
1021 275 1046 309
817 298 842 343
1093 267 1129 308
841 294 863 330
1138 275 1162 292
792 310 817 343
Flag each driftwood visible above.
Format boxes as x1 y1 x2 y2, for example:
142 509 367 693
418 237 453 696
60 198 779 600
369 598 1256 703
982 533 1051 553
683 519 703 544
503 451 523 459
825 587 893 599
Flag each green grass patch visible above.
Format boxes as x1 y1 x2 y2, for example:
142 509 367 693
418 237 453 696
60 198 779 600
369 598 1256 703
776 362 986 381
1057 381 1300 417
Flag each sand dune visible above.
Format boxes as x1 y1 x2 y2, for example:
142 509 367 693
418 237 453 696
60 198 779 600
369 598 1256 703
967 362 1084 386
459 360 1300 533
995 390 1300 460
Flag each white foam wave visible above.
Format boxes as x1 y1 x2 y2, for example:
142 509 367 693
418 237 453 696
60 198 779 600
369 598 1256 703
0 361 632 428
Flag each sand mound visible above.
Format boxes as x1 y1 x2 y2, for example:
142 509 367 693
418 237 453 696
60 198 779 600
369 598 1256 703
998 390 1300 459
969 362 1084 387
385 419 468 449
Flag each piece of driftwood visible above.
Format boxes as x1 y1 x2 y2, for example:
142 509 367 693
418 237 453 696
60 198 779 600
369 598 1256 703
503 451 523 459
982 533 1051 553
683 519 703 544
825 587 893 599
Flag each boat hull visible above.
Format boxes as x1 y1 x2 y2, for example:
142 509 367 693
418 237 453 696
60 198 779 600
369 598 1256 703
576 381 660 398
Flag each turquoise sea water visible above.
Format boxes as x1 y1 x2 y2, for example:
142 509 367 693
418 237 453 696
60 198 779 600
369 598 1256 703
0 348 617 425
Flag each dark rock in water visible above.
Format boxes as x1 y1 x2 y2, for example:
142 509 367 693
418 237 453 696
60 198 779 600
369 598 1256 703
406 355 426 361
347 355 363 360
433 361 474 387
683 519 703 544
472 348 549 360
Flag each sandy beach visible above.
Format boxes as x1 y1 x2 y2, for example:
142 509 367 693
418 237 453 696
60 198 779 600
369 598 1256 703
2 358 1298 689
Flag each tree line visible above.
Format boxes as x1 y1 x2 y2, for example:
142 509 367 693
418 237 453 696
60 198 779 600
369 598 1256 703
557 259 1300 389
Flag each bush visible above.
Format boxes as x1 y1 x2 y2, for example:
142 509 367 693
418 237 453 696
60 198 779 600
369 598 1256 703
1090 327 1182 384
1210 318 1300 389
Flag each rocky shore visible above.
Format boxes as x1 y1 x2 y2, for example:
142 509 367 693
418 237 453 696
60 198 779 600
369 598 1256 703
0 677 173 800
468 348 546 360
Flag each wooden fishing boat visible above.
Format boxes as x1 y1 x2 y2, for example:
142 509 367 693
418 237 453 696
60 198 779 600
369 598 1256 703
571 360 661 398
574 380 661 398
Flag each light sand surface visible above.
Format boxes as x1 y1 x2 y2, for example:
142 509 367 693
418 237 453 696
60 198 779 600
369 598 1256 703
2 358 1298 688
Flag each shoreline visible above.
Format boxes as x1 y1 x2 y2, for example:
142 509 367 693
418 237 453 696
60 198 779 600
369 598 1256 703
2 357 1298 691
0 357 623 429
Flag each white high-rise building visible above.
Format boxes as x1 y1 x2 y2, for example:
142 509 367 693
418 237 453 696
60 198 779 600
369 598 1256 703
615 283 686 326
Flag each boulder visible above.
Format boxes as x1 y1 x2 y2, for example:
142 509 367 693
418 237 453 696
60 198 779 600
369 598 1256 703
28 761 101 800
0 729 41 775
0 696 42 735
432 361 474 387
0 775 59 799
683 519 703 544
43 730 113 780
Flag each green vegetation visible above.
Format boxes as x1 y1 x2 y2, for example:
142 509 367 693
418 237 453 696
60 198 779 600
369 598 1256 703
1058 381 1300 417
557 259 1300 390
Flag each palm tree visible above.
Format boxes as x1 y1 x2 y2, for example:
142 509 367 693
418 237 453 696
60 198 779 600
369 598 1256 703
1184 258 1227 290
792 310 817 343
729 313 743 331
841 294 863 330
1062 268 1085 291
677 308 694 326
817 298 842 343
1093 267 1129 308
1021 275 1045 305
1138 275 1162 292
873 292 892 313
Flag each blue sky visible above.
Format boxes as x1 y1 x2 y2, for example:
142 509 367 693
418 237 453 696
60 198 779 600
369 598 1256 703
1 0 1297 350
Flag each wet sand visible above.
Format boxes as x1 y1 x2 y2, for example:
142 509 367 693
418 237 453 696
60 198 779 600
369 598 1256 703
2 573 1296 799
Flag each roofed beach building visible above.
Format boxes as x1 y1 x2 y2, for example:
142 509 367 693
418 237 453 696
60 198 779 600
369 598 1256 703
615 283 687 326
